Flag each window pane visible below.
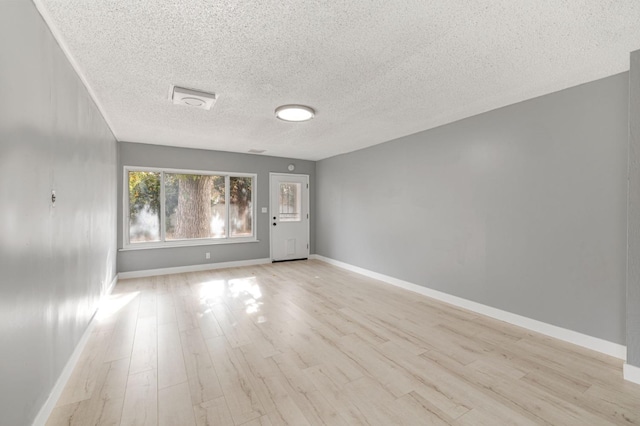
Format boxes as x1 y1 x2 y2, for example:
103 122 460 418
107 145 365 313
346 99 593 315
211 176 226 238
165 174 226 240
128 171 161 243
279 182 301 222
230 176 253 237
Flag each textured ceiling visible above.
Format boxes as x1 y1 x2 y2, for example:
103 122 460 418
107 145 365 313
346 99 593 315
36 0 640 160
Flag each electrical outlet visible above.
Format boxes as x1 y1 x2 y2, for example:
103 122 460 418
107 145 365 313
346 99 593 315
205 252 210 259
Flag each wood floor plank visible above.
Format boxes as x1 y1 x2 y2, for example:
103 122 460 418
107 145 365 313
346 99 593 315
205 335 265 425
238 415 274 426
193 396 235 426
45 401 83 426
46 357 129 426
582 384 640 424
296 389 348 426
392 390 455 425
55 327 113 406
513 337 624 386
157 293 177 326
427 349 617 426
81 357 129 425
175 294 199 332
339 306 426 355
303 364 370 425
158 322 188 389
454 407 539 426
270 356 348 426
336 333 419 397
159 382 197 426
341 376 403 425
130 316 157 375
137 293 157 319
197 310 224 340
120 370 157 426
256 375 311 426
103 295 140 362
212 303 253 348
181 327 213 374
187 364 224 407
228 310 280 358
270 352 318 395
231 345 281 415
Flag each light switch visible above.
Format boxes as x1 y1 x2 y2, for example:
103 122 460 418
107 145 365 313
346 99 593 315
261 207 268 213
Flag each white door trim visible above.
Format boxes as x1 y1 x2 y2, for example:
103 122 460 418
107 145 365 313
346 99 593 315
269 172 310 261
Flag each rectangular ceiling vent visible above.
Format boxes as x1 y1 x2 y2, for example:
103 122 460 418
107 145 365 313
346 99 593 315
248 149 266 154
171 85 216 110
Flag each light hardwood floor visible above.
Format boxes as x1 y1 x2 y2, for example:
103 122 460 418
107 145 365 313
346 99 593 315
47 260 640 425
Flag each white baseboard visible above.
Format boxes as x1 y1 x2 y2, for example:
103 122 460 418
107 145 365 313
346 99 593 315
118 257 272 279
624 363 640 385
105 273 118 295
311 254 627 361
32 273 118 426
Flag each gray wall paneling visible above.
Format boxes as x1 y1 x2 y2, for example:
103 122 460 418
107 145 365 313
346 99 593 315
0 2 117 425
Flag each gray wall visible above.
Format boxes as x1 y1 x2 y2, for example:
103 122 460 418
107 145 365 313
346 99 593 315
117 142 316 272
317 73 628 345
628 51 640 366
0 2 117 425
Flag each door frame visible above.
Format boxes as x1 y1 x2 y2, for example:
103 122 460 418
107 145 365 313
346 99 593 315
269 172 310 261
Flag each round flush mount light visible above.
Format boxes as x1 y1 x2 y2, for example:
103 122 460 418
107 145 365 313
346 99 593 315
275 104 315 122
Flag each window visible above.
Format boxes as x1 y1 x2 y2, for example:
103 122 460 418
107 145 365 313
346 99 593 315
125 167 255 247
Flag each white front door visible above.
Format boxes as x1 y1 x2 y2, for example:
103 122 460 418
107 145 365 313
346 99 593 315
270 173 309 261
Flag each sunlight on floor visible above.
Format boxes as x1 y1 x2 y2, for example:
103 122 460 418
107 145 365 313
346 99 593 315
198 276 264 315
229 277 263 315
198 279 227 306
96 291 140 321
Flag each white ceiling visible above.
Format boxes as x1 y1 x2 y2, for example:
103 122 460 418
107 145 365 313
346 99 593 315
36 0 640 161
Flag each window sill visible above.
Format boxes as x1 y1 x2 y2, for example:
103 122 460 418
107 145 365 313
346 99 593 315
119 238 260 251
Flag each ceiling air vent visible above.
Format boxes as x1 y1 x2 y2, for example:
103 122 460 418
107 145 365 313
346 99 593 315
170 86 216 110
248 149 266 154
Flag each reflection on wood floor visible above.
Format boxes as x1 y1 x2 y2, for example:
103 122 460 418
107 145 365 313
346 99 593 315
47 260 640 425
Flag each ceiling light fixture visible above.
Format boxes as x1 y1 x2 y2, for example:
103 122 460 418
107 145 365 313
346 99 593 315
170 86 217 110
275 104 315 122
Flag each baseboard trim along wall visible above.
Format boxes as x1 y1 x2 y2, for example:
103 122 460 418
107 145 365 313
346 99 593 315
32 274 119 426
118 257 272 279
311 254 627 361
624 363 640 385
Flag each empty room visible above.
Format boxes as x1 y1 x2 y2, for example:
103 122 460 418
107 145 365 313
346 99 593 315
3 0 640 425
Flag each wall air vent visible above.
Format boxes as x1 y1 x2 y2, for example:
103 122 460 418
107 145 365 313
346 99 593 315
170 86 216 110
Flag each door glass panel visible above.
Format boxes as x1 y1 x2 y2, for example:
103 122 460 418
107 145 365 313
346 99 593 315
279 182 302 222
